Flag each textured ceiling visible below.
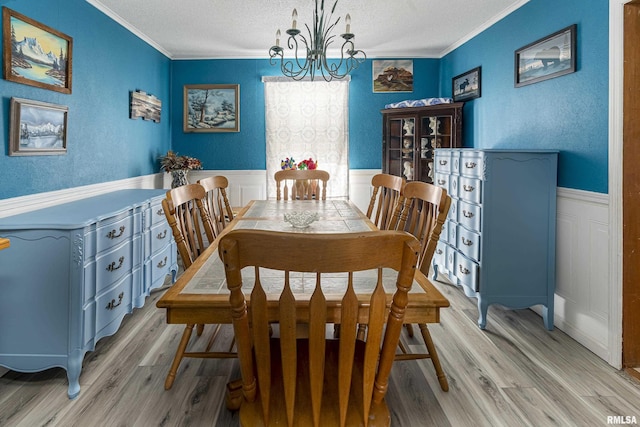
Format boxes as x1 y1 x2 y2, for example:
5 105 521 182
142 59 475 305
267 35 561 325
86 0 528 59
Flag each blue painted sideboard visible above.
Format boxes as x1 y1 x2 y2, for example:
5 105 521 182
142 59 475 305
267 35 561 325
0 189 177 398
432 149 558 330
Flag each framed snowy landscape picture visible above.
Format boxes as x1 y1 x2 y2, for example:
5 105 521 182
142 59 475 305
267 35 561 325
183 84 240 133
9 97 68 156
2 7 73 94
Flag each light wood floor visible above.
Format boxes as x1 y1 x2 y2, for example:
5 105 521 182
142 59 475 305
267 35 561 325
1 275 640 427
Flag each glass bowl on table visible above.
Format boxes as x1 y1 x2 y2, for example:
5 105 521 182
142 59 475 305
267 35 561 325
284 211 319 229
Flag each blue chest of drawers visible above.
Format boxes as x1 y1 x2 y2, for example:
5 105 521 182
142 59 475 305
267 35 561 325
432 149 558 330
0 189 177 398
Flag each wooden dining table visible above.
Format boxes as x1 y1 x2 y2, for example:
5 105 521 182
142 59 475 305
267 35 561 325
156 199 449 329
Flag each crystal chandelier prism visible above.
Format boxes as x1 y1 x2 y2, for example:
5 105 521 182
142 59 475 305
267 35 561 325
268 0 366 81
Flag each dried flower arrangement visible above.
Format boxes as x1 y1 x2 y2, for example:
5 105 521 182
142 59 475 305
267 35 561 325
159 150 202 172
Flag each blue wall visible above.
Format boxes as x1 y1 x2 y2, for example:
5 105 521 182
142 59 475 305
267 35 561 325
0 0 171 199
0 0 609 200
440 0 608 193
170 58 440 170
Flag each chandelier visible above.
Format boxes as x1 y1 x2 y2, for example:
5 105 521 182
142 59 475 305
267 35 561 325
268 0 366 81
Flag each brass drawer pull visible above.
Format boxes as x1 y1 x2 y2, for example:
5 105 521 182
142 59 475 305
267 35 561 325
157 208 163 216
462 237 473 246
106 256 125 272
157 256 167 268
436 249 443 255
465 161 477 169
437 179 446 185
463 185 474 192
439 159 448 165
106 292 124 310
463 210 474 218
157 230 167 239
107 226 125 239
459 265 470 275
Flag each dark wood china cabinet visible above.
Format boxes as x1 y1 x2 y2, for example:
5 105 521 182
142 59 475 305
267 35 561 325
381 102 463 183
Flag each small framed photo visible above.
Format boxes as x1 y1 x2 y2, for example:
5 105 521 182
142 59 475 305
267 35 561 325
372 60 413 93
452 66 481 102
9 97 68 156
183 84 239 132
2 7 73 94
515 24 576 88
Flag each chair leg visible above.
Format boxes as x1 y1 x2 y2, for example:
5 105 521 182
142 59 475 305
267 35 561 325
405 323 415 338
226 379 243 410
418 323 449 392
165 323 195 390
196 323 205 336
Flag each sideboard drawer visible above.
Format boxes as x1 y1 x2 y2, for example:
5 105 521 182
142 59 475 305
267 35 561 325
434 172 451 194
150 221 171 254
95 276 133 336
455 252 479 292
435 151 452 173
97 213 134 254
448 198 458 223
434 240 447 268
95 240 136 294
458 227 481 262
458 177 482 204
150 200 167 226
447 221 458 246
150 244 174 286
459 152 483 178
458 200 481 232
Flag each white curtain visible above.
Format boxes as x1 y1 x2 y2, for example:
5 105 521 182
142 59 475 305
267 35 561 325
263 76 349 199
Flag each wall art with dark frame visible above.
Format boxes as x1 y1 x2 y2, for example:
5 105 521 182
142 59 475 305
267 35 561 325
2 7 73 94
452 66 481 102
183 84 240 132
9 97 68 156
515 24 576 88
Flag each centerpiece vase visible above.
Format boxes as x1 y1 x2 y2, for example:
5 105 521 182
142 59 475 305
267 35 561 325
170 170 189 188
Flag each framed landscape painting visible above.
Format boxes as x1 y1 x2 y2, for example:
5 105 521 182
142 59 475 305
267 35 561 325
515 24 576 87
2 7 73 94
9 97 68 156
372 60 413 93
183 84 240 132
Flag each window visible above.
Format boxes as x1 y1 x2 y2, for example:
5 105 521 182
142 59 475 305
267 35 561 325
263 77 349 199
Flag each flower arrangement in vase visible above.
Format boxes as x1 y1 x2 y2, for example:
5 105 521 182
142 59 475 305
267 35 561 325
159 150 202 188
280 157 318 170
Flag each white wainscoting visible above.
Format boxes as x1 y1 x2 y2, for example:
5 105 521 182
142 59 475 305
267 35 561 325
0 170 613 364
553 187 610 361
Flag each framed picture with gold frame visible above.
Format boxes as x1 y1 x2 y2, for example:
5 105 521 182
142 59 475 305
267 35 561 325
2 7 73 94
183 84 240 132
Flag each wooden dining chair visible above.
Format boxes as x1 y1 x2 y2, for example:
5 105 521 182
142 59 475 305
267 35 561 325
161 183 235 390
390 180 452 392
198 175 234 237
366 173 405 230
220 229 420 427
274 169 330 201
